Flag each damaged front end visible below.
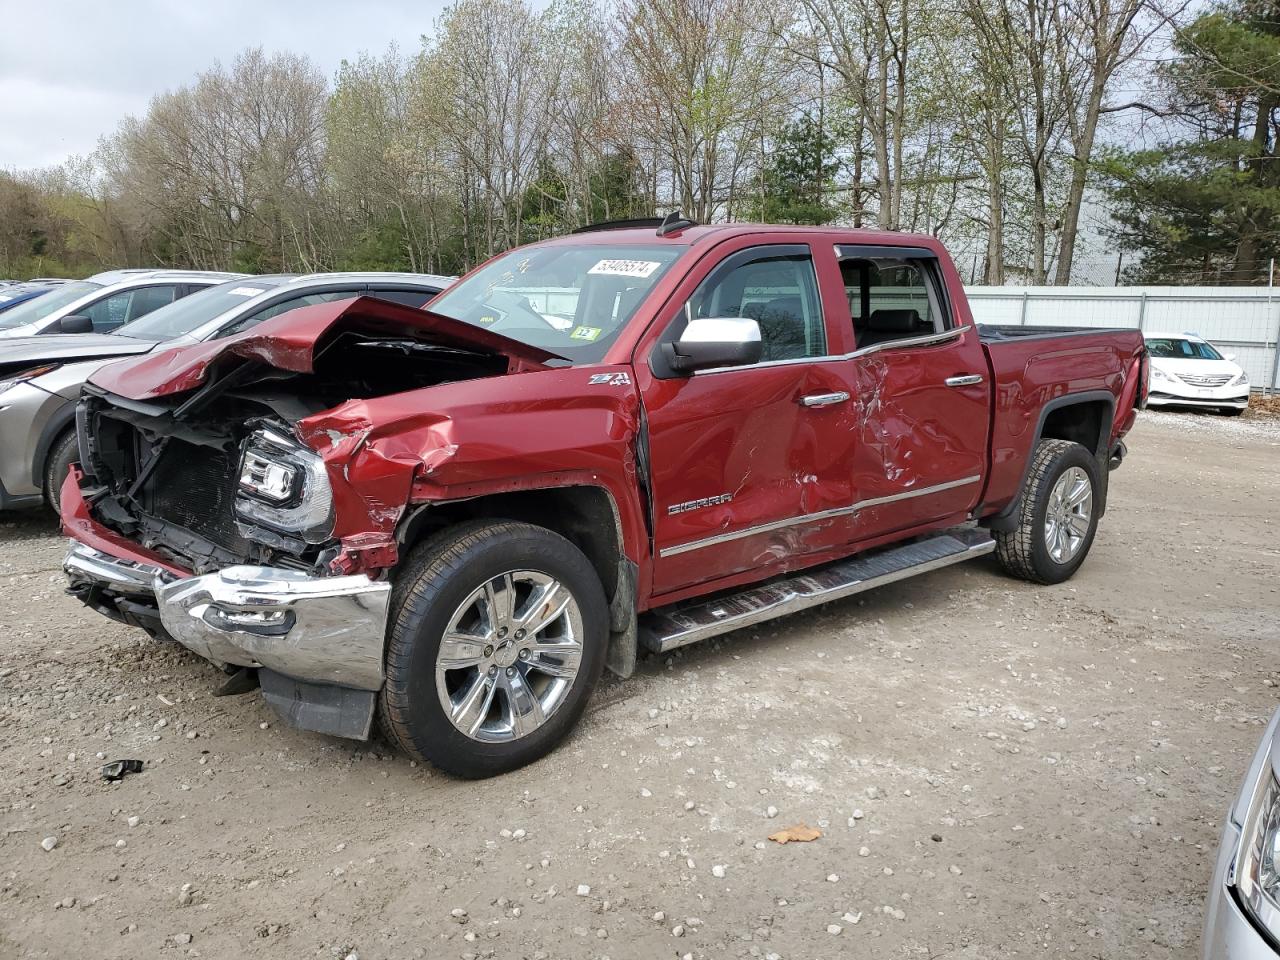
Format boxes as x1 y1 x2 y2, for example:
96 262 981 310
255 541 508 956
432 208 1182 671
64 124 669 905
62 295 562 739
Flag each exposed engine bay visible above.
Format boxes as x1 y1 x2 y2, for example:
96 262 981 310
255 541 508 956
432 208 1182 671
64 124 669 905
77 332 510 575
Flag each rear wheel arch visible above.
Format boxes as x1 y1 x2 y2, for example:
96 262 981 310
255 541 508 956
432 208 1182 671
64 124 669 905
984 390 1116 532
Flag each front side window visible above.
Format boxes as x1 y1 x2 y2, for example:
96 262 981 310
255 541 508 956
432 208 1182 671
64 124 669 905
427 243 683 364
682 250 826 363
82 290 137 332
123 284 178 322
841 255 948 349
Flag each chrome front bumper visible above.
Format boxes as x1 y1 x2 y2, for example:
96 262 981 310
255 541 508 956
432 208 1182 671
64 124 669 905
64 541 391 691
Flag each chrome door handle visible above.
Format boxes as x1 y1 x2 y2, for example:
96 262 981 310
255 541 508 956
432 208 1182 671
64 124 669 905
800 391 850 408
945 374 984 387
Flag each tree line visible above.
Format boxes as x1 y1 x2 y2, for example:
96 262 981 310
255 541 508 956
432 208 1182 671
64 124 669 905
0 0 1273 286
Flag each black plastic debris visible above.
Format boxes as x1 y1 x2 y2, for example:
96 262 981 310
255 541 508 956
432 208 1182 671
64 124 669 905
100 759 144 782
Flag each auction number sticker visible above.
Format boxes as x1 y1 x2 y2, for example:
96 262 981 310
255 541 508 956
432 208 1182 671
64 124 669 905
570 325 603 341
588 259 662 278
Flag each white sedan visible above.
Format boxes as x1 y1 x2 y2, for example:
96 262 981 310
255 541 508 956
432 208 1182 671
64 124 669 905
1145 332 1250 415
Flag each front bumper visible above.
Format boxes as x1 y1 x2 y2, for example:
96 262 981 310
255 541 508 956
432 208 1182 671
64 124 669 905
64 540 392 738
1147 387 1249 409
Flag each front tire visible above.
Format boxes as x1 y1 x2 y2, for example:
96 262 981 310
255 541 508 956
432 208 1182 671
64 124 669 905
1221 407 1245 417
43 429 79 516
995 438 1101 585
378 520 608 778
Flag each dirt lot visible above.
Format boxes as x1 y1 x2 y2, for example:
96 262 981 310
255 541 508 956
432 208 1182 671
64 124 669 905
2 409 1278 960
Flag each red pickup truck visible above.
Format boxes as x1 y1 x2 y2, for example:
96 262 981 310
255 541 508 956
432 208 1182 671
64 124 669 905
61 218 1147 777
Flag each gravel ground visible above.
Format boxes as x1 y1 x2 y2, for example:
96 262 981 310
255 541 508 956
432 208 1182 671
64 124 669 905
2 410 1278 960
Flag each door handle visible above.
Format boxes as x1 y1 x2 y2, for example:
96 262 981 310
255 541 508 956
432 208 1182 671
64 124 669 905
944 374 984 387
799 391 850 408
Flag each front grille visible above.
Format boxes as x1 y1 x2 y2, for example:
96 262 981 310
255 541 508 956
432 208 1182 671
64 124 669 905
146 439 251 555
1176 373 1232 387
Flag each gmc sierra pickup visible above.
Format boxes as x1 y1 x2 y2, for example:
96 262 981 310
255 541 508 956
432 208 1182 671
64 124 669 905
61 217 1147 777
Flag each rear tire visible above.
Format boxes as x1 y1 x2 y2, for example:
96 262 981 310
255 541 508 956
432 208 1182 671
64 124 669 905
994 439 1101 585
43 429 79 516
378 520 608 778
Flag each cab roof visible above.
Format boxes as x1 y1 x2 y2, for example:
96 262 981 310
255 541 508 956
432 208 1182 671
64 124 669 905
539 222 943 250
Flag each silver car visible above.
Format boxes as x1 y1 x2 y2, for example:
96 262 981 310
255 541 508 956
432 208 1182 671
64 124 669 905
0 269 245 339
0 272 453 513
1202 707 1280 957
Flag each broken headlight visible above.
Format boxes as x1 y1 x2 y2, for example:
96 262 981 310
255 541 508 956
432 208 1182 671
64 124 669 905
235 427 334 544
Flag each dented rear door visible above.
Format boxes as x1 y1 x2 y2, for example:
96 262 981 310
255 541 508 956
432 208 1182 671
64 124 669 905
835 245 991 541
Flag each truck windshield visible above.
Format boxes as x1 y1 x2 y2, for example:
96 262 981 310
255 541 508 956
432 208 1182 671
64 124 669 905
0 280 102 329
426 244 682 363
1145 337 1223 361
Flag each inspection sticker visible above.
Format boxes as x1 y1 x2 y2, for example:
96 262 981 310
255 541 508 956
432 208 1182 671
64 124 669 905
588 259 661 278
570 325 603 341
227 286 266 297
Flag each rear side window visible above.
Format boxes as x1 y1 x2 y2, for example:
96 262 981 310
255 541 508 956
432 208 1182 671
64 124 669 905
125 285 178 321
840 255 949 349
369 289 437 309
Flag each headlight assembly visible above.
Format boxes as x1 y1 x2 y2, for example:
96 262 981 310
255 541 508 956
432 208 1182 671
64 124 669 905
1234 721 1280 940
0 363 61 398
1233 371 1250 387
1150 366 1171 382
235 427 334 544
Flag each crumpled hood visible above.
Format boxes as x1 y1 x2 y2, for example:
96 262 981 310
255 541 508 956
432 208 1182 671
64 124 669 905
0 333 156 373
88 295 566 401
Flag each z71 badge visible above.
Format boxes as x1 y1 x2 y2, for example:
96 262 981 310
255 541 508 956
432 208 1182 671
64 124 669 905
588 372 632 386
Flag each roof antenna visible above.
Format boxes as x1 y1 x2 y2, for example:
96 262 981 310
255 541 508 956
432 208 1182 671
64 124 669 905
657 210 697 238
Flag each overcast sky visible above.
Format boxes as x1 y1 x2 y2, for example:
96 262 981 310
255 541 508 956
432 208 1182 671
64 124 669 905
0 0 451 171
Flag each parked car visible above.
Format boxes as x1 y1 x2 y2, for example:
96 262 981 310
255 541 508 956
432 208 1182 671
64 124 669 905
1145 331 1250 416
0 269 244 339
0 272 452 513
0 280 67 315
61 217 1147 777
1202 708 1280 958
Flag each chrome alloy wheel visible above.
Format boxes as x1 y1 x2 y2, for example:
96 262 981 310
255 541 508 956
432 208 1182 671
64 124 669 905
435 570 584 742
1044 466 1093 564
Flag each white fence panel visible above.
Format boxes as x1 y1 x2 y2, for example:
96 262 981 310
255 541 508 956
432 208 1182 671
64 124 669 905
965 286 1280 389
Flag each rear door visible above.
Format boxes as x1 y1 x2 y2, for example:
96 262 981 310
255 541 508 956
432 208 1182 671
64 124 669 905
835 246 991 540
638 241 860 597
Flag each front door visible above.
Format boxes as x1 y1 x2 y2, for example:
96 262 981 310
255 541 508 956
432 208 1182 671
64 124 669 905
639 243 859 598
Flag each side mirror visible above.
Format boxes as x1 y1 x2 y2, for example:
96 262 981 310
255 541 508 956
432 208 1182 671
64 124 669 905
58 315 93 334
1224 353 1237 362
664 317 762 374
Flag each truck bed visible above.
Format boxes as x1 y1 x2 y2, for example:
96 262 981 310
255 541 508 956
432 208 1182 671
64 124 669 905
977 325 1146 518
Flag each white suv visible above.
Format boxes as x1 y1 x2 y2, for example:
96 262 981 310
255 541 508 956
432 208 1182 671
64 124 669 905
0 269 245 339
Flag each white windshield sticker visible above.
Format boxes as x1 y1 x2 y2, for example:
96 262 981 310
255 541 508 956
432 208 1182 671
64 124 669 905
588 259 661 279
0 295 11 302
227 286 266 297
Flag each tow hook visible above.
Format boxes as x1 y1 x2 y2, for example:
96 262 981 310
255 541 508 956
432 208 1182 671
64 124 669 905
1108 440 1127 471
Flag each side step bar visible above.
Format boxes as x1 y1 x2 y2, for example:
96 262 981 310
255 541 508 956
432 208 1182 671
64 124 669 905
639 526 996 654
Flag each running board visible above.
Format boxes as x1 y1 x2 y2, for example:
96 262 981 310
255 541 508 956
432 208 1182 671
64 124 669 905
639 526 996 654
